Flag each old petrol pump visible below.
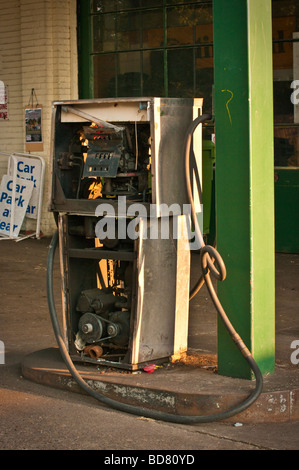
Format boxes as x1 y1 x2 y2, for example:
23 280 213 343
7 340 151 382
49 97 201 369
47 97 263 423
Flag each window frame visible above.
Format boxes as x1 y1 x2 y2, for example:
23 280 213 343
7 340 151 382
78 0 213 100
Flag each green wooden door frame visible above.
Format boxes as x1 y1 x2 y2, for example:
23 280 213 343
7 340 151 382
213 0 275 378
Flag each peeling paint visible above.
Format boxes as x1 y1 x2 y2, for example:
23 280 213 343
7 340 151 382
88 379 175 408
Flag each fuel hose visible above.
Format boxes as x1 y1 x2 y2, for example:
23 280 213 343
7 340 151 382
46 114 263 424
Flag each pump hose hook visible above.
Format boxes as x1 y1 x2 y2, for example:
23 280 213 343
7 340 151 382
47 114 263 424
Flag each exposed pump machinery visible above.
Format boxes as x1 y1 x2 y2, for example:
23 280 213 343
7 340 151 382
47 97 263 423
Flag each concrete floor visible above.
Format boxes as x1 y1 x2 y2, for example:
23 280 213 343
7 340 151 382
0 236 299 450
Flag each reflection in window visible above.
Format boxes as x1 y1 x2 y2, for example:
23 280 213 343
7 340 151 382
93 54 116 97
93 14 116 52
274 126 299 167
143 50 165 96
117 51 142 96
168 49 194 97
142 9 164 48
116 11 141 50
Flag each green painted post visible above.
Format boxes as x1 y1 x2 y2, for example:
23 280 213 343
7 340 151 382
213 0 275 378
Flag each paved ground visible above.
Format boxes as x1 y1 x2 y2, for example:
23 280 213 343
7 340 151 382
0 235 299 451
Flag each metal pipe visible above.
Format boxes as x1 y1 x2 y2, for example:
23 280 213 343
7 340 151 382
84 345 104 359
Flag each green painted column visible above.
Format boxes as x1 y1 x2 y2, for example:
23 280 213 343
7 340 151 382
213 0 275 378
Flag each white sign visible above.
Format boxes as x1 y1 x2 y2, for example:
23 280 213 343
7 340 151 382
8 155 42 219
0 174 34 238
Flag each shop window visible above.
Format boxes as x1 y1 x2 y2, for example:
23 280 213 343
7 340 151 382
79 1 299 166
